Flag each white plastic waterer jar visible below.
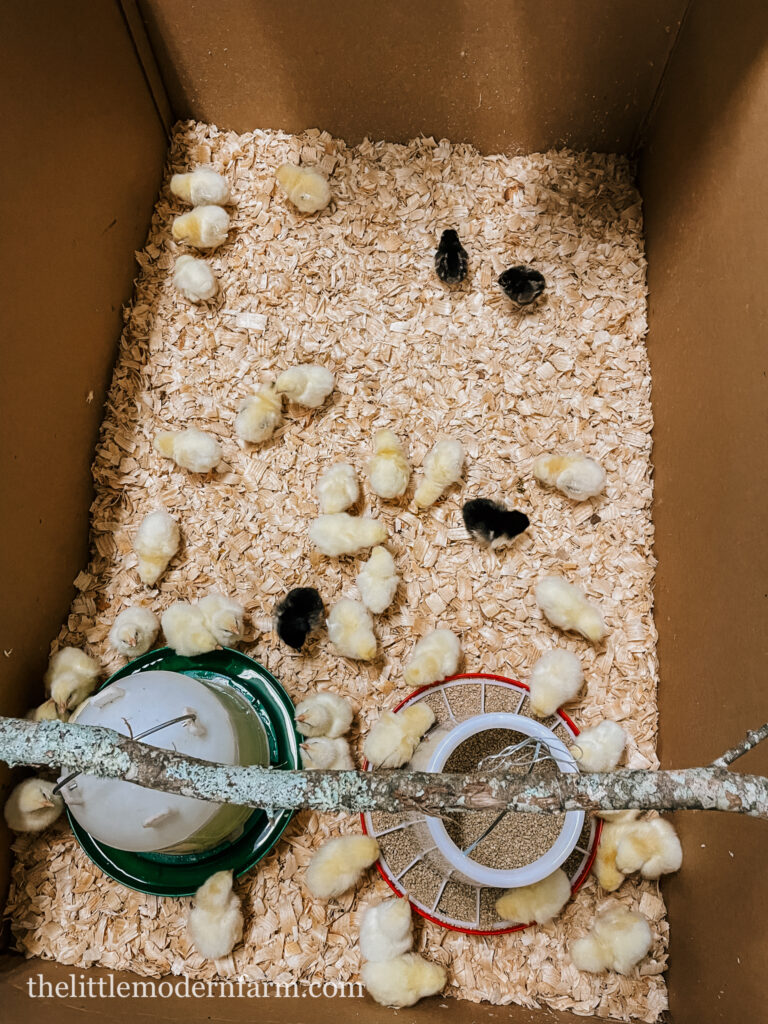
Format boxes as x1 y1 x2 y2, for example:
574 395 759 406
59 670 269 854
421 713 584 889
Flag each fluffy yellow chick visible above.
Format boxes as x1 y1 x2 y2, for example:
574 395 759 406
535 576 608 643
363 704 436 768
326 599 377 660
305 834 380 898
172 205 230 249
571 720 627 772
414 439 465 507
403 629 460 687
360 898 413 962
276 163 331 213
198 592 246 647
26 699 68 722
368 429 411 499
161 602 217 657
134 509 181 586
3 778 64 832
309 513 387 556
44 647 100 715
294 692 354 738
615 817 683 879
154 427 222 473
316 462 359 513
533 453 606 501
362 953 446 1008
300 737 354 770
170 168 230 207
593 818 637 891
356 546 398 613
187 870 243 960
527 649 584 716
569 903 652 974
234 386 282 443
173 254 218 302
109 606 160 658
275 364 335 408
495 868 571 925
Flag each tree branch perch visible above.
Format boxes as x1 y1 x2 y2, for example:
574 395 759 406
1 716 767 819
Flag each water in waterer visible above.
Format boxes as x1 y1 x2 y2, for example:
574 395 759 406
58 667 271 857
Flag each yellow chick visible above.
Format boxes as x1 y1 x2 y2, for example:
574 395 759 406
276 163 331 213
154 427 222 474
569 903 652 975
134 510 181 586
535 576 608 643
173 255 218 303
44 647 100 715
495 868 571 925
368 429 411 499
172 205 230 249
363 704 436 768
305 834 380 898
316 462 359 513
300 737 354 770
356 546 398 614
26 699 68 722
414 439 465 507
3 778 64 832
359 898 413 962
187 870 243 960
161 602 217 657
294 692 354 738
403 629 461 687
309 513 387 556
527 649 584 716
593 818 637 891
170 168 230 207
571 720 627 772
533 453 606 501
109 606 160 658
362 953 447 1008
275 364 335 408
234 386 282 443
595 809 641 823
198 592 246 647
615 817 683 879
326 599 377 660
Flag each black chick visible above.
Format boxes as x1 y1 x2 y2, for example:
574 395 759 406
435 229 468 284
274 587 325 650
498 265 546 305
462 498 530 545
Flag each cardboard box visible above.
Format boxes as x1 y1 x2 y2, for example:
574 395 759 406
1 1 766 1020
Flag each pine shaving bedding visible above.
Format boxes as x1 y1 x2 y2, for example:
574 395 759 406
5 123 667 1021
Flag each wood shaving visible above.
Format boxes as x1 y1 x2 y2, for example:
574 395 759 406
4 122 664 1020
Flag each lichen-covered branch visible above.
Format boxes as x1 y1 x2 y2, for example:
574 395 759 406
1 716 767 818
711 721 768 769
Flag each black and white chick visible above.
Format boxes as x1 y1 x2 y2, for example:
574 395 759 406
434 229 468 285
462 498 530 546
498 265 546 305
274 587 325 650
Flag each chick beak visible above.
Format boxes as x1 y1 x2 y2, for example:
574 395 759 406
296 714 307 723
127 636 137 648
56 702 68 715
40 799 55 808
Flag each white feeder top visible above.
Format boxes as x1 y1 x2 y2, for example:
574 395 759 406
60 670 240 852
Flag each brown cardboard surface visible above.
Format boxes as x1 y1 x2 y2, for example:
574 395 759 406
0 0 167 906
640 1 768 1021
137 0 685 153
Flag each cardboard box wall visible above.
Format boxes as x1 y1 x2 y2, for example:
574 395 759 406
1 2 766 1021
